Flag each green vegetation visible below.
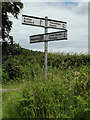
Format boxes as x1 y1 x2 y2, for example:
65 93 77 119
2 2 23 41
2 46 90 119
1 2 89 118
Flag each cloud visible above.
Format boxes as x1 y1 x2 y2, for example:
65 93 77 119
21 0 89 2
73 2 88 15
10 2 88 54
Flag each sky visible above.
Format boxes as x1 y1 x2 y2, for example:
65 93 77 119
9 0 88 54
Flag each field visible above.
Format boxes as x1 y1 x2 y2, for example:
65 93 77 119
2 48 90 119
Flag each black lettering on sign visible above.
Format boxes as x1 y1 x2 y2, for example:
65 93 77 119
40 20 43 26
30 35 44 43
49 34 54 37
49 21 57 28
24 17 34 24
55 33 62 36
57 22 61 26
49 21 62 28
62 23 66 29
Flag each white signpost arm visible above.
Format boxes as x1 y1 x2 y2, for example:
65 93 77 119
45 17 48 79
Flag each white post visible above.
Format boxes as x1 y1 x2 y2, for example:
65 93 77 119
44 16 48 78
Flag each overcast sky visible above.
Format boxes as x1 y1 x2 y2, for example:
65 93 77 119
10 0 88 54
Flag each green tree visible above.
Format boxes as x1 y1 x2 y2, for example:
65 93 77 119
1 2 23 55
2 2 23 41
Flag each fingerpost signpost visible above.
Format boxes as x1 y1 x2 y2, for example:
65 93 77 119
22 15 67 78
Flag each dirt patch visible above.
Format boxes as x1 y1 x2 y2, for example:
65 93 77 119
0 88 20 92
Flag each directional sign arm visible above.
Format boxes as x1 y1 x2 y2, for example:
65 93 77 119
22 15 67 30
30 31 67 43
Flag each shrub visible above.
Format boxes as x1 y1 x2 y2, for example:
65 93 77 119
2 56 23 83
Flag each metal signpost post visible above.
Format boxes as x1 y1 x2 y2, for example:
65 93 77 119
22 15 67 79
45 17 48 78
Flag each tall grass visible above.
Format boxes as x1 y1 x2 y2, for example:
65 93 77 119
2 48 90 119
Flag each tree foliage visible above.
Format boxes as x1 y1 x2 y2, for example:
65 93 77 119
2 2 23 41
1 2 23 55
